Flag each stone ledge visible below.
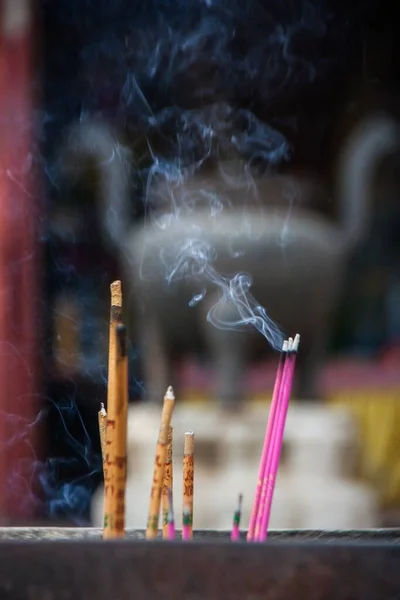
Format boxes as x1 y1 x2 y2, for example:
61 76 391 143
0 526 399 542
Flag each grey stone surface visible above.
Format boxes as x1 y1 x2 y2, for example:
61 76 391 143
1 527 399 542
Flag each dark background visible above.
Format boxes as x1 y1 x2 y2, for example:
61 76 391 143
39 0 400 523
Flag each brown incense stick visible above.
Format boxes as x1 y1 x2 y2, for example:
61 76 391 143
146 422 169 539
114 324 129 533
103 281 125 539
98 403 107 474
162 425 174 539
182 431 195 540
103 323 129 538
107 281 123 395
146 386 175 539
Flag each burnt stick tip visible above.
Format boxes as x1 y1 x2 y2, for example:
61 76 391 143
165 386 175 400
292 334 300 352
110 280 122 307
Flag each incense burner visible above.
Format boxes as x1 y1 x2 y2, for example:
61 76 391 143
1 528 399 599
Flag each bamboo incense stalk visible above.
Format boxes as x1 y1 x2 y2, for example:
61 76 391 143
146 422 169 539
231 493 243 542
162 425 174 538
103 323 129 539
182 431 195 540
145 385 175 539
107 281 123 402
257 334 300 542
103 281 125 540
247 339 288 542
98 403 107 474
166 487 175 540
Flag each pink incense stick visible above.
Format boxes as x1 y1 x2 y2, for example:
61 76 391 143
247 339 288 542
230 493 243 542
253 337 292 540
167 521 175 540
257 334 300 542
182 505 192 541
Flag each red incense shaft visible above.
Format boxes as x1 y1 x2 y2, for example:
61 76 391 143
257 334 300 542
247 340 288 542
231 493 243 542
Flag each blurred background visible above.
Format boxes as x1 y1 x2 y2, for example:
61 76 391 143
0 0 400 529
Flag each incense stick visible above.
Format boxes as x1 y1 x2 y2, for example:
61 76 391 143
182 505 192 541
98 402 107 475
161 386 175 428
231 493 243 542
145 386 175 539
182 431 195 540
113 324 129 533
107 281 122 404
254 337 292 541
257 334 300 541
247 339 288 542
103 324 128 538
166 487 175 540
103 324 129 538
162 425 174 539
103 281 125 539
146 422 169 539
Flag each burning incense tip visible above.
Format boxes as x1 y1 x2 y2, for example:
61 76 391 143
99 403 106 416
184 431 195 454
282 340 289 352
165 386 175 399
161 387 175 429
292 334 300 352
110 280 122 307
288 337 294 351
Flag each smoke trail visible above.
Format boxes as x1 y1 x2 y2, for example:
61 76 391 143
45 0 366 350
35 0 371 520
0 396 101 524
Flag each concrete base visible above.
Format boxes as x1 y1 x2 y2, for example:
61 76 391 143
0 528 399 600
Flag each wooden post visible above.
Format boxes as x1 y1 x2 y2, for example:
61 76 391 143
0 0 41 522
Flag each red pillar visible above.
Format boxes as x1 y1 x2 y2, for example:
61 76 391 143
0 0 41 522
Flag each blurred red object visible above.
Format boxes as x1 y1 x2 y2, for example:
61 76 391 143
381 345 400 368
0 0 42 522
